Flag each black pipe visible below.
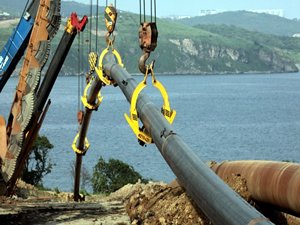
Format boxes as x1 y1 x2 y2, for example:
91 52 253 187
78 77 102 147
74 154 82 201
36 29 76 111
73 74 103 201
102 55 273 225
34 15 86 200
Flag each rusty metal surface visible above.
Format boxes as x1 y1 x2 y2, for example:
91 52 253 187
212 160 300 216
0 116 7 159
2 0 61 183
248 218 271 225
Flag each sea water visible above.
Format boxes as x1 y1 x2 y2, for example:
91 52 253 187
1 73 300 191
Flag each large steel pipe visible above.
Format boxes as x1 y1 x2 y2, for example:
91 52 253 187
74 75 103 201
102 55 273 225
77 76 102 149
211 160 300 216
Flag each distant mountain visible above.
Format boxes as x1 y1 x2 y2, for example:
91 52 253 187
0 0 103 17
0 2 299 75
177 11 300 37
0 0 28 16
60 1 105 17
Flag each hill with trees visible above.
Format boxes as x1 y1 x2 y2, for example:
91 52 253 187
0 1 299 74
177 11 300 37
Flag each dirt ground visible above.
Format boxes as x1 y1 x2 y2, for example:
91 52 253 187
0 180 130 225
1 175 300 225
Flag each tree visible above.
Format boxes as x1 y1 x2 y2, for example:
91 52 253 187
22 135 53 186
92 157 147 194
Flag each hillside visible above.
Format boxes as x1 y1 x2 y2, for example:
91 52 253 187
0 0 27 17
0 2 300 74
177 11 300 37
0 0 103 18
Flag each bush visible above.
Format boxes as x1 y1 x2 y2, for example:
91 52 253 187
92 157 147 194
22 135 53 186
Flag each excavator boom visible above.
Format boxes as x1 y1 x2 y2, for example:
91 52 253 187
0 0 61 185
0 11 87 195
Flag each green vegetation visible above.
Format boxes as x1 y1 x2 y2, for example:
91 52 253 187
92 157 147 194
194 24 300 64
177 11 300 37
54 187 60 194
22 135 53 186
0 3 300 75
51 11 300 74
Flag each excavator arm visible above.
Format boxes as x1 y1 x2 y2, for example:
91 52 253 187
1 10 87 195
0 0 61 184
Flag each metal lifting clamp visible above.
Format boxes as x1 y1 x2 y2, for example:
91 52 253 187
95 46 123 86
81 77 104 110
95 5 123 86
72 133 90 155
124 62 176 146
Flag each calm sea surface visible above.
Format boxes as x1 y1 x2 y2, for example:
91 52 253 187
1 73 300 191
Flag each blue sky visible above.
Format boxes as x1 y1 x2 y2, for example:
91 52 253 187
68 0 300 19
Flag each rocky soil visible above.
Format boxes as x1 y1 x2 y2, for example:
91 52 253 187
0 180 130 225
1 177 300 225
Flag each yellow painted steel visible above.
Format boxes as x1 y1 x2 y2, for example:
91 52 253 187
105 6 117 34
124 78 152 144
124 64 176 144
72 133 90 154
95 46 123 86
65 18 74 34
81 79 103 110
88 52 98 72
151 75 176 124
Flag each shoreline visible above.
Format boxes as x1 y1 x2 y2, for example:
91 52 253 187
55 70 300 77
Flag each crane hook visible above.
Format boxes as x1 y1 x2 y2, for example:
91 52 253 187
104 5 117 46
138 22 158 74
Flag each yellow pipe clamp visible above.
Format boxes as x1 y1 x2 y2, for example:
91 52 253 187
124 64 176 144
72 133 90 155
95 46 123 86
81 78 103 110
